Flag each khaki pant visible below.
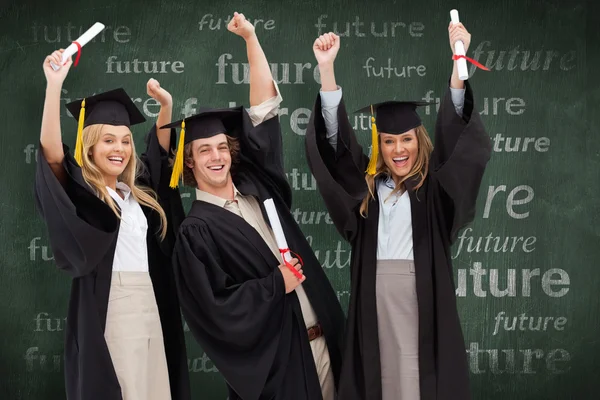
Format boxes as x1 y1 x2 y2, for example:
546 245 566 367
310 335 335 400
376 260 420 400
105 272 171 400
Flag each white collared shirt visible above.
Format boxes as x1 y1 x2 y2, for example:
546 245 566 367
246 81 283 126
376 176 414 260
106 182 149 272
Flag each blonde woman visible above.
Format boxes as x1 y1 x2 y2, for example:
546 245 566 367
35 49 190 400
305 24 492 400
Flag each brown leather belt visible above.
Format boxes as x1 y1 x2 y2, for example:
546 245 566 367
307 323 323 341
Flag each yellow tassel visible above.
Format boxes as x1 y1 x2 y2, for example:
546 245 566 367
74 99 85 166
169 120 186 188
366 106 378 175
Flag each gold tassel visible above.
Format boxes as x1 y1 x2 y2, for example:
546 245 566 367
169 120 186 188
366 105 378 175
74 99 85 166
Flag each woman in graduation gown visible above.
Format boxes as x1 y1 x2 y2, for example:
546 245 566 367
305 24 492 400
34 49 190 400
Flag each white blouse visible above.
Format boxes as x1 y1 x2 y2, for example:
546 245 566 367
106 182 149 272
376 176 414 260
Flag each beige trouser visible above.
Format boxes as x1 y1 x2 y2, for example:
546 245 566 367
376 260 420 400
104 272 171 400
310 335 335 400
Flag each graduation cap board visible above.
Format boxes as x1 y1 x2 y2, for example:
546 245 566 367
160 107 242 188
354 101 432 175
65 88 146 166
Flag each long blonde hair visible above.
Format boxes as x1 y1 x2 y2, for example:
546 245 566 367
79 124 168 239
359 125 434 217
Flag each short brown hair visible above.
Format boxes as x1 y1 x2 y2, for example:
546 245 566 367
181 135 241 187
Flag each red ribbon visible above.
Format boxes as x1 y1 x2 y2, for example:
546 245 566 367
71 41 82 67
279 248 304 279
452 54 490 71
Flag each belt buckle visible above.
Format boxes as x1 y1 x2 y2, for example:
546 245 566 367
307 323 321 341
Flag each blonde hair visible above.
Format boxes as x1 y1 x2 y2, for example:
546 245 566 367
181 135 241 188
79 124 168 239
359 125 434 217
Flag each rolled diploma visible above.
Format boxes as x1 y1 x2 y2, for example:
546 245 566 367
450 10 469 80
50 22 105 71
263 198 303 279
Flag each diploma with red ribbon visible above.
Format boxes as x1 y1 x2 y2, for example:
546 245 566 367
449 10 492 80
50 22 105 71
263 198 304 280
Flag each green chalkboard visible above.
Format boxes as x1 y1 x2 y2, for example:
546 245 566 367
1 0 599 399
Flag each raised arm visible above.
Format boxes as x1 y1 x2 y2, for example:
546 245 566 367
306 33 369 242
449 21 470 91
228 12 276 106
40 49 73 185
140 79 184 240
315 32 339 92
226 12 293 204
431 24 492 242
146 78 173 152
447 22 472 118
432 22 479 168
314 32 343 149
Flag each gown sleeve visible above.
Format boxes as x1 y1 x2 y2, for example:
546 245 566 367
34 145 118 278
237 112 293 209
305 93 369 242
138 125 185 252
430 80 492 243
172 220 288 400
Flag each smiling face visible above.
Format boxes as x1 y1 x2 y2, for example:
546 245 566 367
379 129 419 183
186 133 233 192
88 124 133 182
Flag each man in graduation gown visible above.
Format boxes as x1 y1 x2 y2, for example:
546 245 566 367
167 13 345 400
305 30 492 399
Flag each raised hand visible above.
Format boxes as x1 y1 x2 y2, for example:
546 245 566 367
448 22 471 54
43 49 73 87
313 32 340 66
227 11 256 40
146 78 173 107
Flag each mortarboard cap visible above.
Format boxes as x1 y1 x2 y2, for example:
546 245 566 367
65 88 146 166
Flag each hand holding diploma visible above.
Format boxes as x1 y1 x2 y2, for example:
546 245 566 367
50 22 105 71
263 199 306 288
449 10 469 80
43 49 73 86
448 11 489 79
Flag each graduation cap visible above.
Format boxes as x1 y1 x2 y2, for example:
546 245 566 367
354 101 431 175
65 88 146 166
160 107 241 188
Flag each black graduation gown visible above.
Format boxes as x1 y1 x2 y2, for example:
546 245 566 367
172 112 346 400
305 81 492 400
34 127 190 400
